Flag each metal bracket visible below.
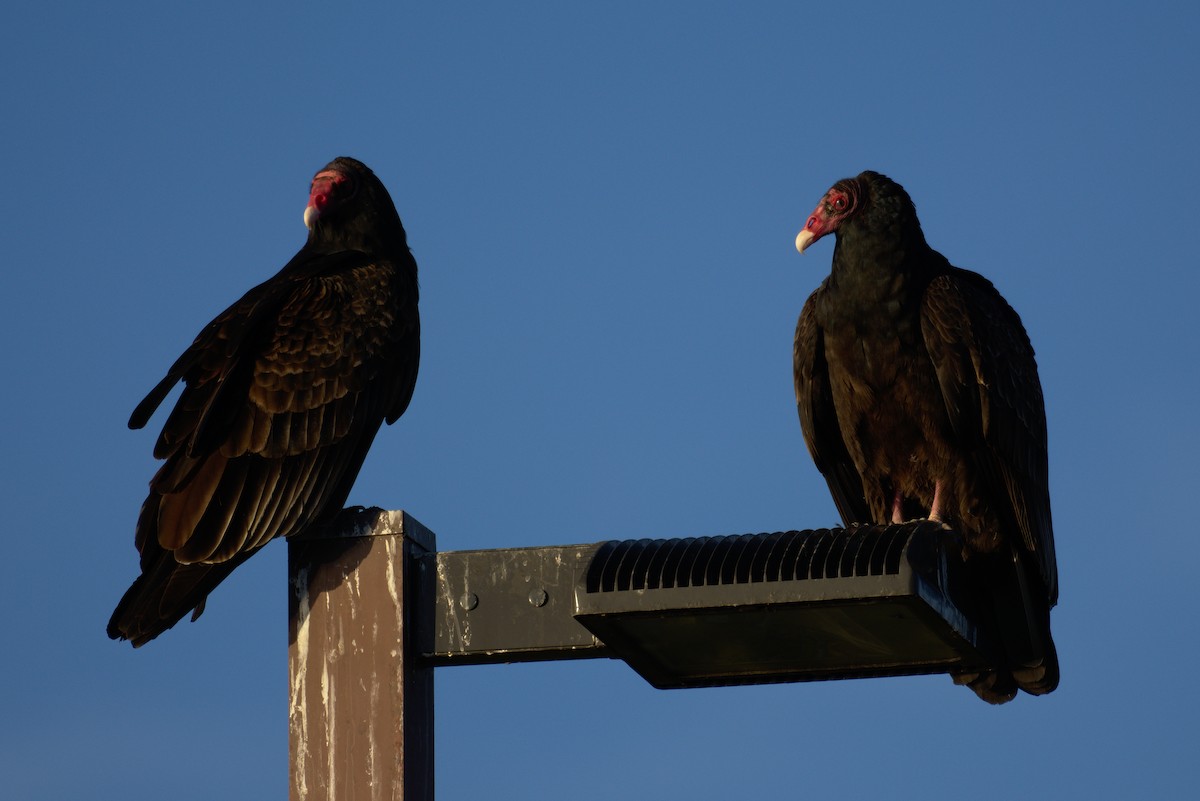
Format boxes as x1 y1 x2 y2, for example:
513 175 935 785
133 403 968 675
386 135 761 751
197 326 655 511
423 521 997 689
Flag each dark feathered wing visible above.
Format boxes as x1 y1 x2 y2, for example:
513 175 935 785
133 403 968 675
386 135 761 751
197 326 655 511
109 250 419 646
921 267 1058 700
919 268 1056 603
794 288 871 525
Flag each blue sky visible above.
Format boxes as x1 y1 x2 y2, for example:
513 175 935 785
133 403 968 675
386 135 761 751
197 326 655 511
3 2 1198 798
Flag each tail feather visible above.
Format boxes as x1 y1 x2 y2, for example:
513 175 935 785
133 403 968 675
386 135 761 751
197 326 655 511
107 541 257 647
953 668 1018 705
954 546 1059 703
954 639 1058 704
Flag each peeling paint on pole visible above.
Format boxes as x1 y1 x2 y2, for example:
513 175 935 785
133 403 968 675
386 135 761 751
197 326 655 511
288 509 435 801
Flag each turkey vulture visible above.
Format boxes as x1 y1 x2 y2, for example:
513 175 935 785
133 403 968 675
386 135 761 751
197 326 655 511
108 156 420 647
792 171 1057 703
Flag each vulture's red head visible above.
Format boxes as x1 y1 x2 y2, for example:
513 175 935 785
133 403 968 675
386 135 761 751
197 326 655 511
302 156 409 256
304 161 361 229
794 170 919 256
794 175 867 254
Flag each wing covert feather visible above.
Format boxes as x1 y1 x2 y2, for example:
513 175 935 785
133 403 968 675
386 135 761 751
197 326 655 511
794 289 871 525
921 270 1056 602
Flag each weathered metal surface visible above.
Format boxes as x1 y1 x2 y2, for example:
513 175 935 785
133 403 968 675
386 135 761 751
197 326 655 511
426 522 992 689
287 512 999 797
428 544 610 665
288 508 434 801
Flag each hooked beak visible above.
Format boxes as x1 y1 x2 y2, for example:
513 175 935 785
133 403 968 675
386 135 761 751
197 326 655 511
795 228 816 254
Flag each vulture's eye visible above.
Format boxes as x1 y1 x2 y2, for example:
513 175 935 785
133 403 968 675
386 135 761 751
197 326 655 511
833 197 847 211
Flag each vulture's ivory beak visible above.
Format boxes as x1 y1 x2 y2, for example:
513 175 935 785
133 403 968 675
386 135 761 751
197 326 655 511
795 229 815 254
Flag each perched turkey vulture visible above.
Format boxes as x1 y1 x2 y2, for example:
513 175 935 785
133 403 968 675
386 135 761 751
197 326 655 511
792 170 1057 703
108 156 420 647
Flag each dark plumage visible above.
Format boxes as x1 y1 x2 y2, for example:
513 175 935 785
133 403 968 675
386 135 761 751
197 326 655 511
109 157 420 646
792 171 1057 703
